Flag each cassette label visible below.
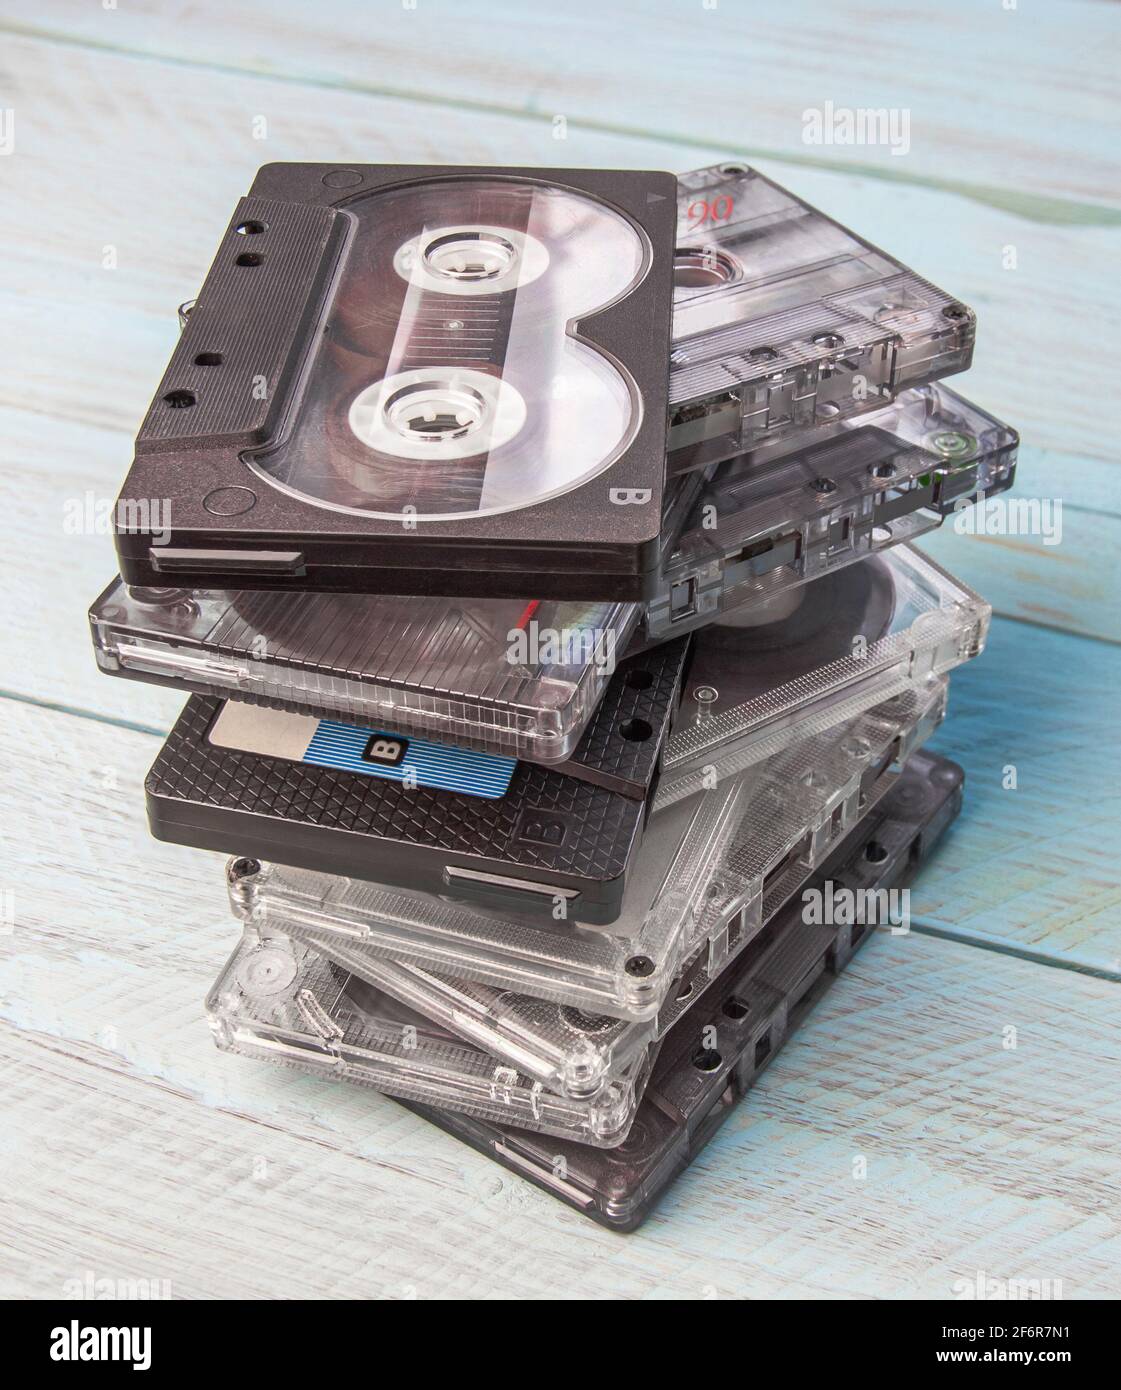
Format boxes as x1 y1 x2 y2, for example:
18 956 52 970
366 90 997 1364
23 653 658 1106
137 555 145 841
207 702 516 798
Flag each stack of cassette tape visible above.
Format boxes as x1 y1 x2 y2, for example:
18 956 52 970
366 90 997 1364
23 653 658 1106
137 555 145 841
91 162 1016 1230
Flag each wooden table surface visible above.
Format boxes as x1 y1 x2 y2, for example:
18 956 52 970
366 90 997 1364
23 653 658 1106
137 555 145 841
2 1 1119 1299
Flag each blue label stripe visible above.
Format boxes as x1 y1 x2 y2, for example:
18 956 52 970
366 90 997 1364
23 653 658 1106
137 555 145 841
302 720 516 799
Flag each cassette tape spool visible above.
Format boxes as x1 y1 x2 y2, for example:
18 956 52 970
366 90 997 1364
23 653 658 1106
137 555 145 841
145 637 692 926
112 164 678 600
644 384 1017 642
667 164 976 474
206 930 654 1146
229 677 945 1025
656 543 989 807
397 748 964 1231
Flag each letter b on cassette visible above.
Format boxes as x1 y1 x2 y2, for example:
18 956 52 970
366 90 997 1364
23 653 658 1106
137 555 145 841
609 487 652 506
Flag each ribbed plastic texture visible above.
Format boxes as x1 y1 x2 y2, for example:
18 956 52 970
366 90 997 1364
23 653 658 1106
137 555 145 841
90 588 640 762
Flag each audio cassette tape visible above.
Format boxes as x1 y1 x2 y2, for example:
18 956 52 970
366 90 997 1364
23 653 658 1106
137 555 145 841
655 543 988 806
397 749 964 1230
668 164 975 474
89 473 705 762
283 728 956 1106
227 678 945 1023
145 637 691 925
112 164 677 600
206 929 653 1146
644 384 1017 641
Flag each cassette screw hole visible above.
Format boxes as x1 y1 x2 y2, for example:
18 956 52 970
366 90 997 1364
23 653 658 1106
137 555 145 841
942 303 969 321
864 841 889 864
624 668 654 692
619 717 653 743
692 1046 722 1072
194 352 223 367
809 477 836 495
675 979 693 1002
748 345 778 362
235 252 264 268
625 955 655 978
228 858 261 883
722 998 750 1020
719 162 749 175
163 389 196 409
812 332 845 349
693 685 719 708
869 461 896 479
235 220 267 236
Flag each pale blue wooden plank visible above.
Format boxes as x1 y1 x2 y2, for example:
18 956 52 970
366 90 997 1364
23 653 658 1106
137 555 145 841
11 0 1121 215
910 612 1121 976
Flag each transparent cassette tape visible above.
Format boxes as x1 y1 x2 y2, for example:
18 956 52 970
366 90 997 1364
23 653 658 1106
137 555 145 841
228 676 945 1024
398 748 965 1230
668 164 975 474
90 588 639 763
206 929 652 1145
90 475 703 763
655 543 988 806
644 384 1017 641
287 692 950 1101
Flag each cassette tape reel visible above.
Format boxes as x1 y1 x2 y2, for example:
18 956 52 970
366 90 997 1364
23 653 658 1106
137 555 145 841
657 543 989 805
113 165 677 599
643 383 1018 642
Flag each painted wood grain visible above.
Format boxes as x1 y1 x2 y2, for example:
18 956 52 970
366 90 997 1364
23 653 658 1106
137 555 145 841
10 0 1120 215
4 883 1119 1297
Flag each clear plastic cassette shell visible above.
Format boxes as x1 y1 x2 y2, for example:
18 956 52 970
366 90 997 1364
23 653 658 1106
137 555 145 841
90 589 639 763
668 164 975 474
206 929 652 1145
229 676 945 1025
644 384 1017 642
112 164 679 600
398 747 964 1231
655 543 988 807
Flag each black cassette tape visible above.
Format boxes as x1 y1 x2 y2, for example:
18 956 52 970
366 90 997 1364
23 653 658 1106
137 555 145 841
112 164 678 601
145 637 691 924
399 748 964 1230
